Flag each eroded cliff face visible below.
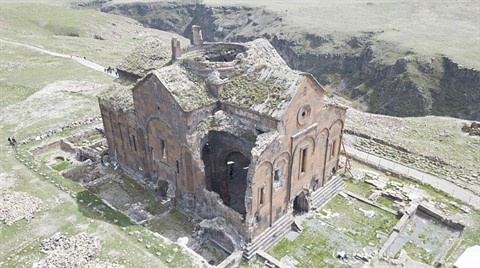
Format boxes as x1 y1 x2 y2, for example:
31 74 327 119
100 2 480 120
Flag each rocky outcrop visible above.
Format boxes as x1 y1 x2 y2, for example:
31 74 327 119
100 2 480 120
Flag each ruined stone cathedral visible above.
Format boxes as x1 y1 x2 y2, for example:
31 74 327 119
99 26 346 258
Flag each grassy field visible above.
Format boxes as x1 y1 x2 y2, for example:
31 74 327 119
200 0 480 68
346 109 480 173
268 194 398 267
0 3 188 67
0 1 478 266
0 2 199 267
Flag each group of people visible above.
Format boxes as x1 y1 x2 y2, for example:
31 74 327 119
7 136 17 147
104 66 118 76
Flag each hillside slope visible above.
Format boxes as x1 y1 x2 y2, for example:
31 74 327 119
100 0 480 120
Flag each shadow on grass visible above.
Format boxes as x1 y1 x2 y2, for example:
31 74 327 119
76 190 134 227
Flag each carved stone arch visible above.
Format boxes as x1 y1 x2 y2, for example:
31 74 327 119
292 135 316 158
292 135 316 177
329 119 344 137
272 152 291 190
315 128 330 186
253 160 273 226
255 160 273 177
145 116 173 134
328 119 344 158
316 128 330 143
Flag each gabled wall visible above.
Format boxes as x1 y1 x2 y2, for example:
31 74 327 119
246 74 346 238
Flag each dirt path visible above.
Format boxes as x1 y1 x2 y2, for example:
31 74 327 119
0 38 117 77
345 145 480 210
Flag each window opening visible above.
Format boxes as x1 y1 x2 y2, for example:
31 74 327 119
331 140 337 158
161 139 166 159
132 135 137 151
274 169 280 182
259 187 265 207
300 147 308 174
150 146 154 159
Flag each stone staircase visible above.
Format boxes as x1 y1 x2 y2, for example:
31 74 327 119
311 175 345 209
243 212 293 261
243 176 344 261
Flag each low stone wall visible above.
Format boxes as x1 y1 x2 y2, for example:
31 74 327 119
66 128 104 144
379 201 464 259
417 204 465 231
29 139 78 156
216 250 243 268
195 189 247 239
344 129 449 166
29 140 62 156
21 116 102 144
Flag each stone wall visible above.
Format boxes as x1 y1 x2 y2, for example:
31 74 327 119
247 76 346 238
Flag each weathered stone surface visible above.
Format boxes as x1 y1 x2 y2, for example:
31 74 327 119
0 191 45 226
34 233 100 268
99 33 347 253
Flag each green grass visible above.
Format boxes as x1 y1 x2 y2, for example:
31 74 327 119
52 160 70 171
0 3 188 67
0 4 197 265
349 159 473 215
203 0 479 68
325 196 397 246
403 240 434 265
269 228 341 268
344 178 373 198
148 209 194 238
0 43 113 90
0 141 197 267
376 196 396 211
445 211 480 264
269 196 397 267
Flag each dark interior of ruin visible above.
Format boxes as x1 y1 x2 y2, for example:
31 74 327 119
204 46 245 62
201 131 253 218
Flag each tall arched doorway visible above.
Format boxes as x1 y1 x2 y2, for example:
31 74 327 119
293 191 309 215
200 131 253 218
225 152 250 216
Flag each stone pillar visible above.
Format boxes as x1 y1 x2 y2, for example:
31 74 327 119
191 25 204 46
171 37 181 61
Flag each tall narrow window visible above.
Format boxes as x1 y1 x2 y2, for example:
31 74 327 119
150 146 154 159
331 140 337 159
300 147 308 174
132 135 137 151
274 169 280 183
176 160 180 173
259 187 265 207
160 139 166 159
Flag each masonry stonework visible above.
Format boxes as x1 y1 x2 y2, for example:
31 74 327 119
99 26 347 257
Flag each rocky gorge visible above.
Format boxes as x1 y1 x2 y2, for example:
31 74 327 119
98 1 480 120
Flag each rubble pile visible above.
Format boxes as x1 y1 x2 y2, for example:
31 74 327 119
34 233 100 268
461 121 480 136
0 191 45 226
83 260 125 268
365 176 427 206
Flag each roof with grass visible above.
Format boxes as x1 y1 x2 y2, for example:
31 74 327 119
152 39 307 119
117 37 171 78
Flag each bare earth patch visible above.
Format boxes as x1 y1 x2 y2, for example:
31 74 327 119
1 80 104 133
0 190 45 226
0 172 15 189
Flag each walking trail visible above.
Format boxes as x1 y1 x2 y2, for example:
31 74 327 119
345 145 480 210
0 38 117 77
